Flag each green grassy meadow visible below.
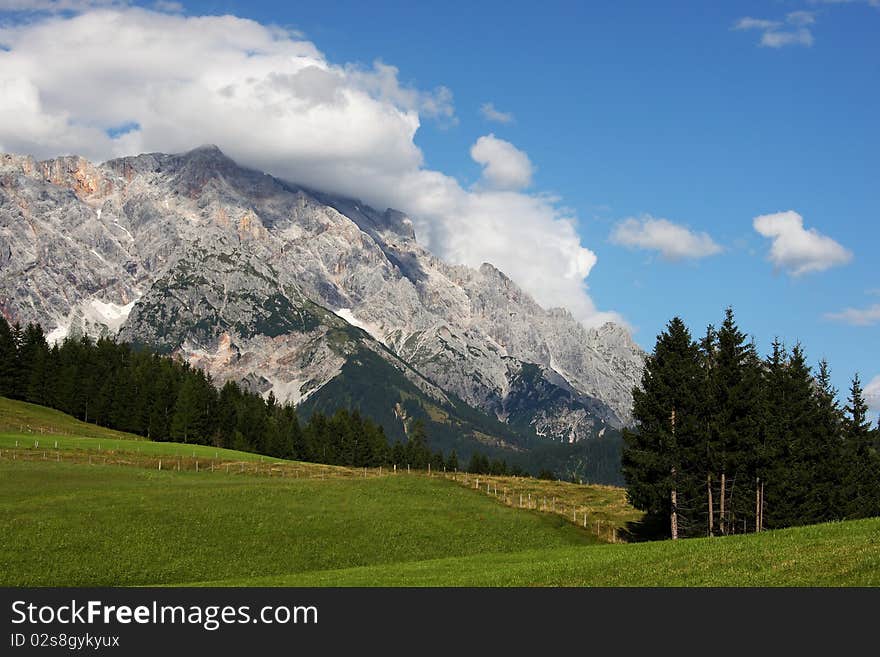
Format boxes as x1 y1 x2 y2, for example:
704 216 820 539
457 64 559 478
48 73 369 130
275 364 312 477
0 460 594 586
1 397 878 587
224 517 879 587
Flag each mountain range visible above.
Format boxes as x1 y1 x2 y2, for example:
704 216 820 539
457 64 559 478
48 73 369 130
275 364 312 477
0 146 644 482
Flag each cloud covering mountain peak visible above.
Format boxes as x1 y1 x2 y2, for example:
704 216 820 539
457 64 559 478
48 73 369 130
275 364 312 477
0 4 616 327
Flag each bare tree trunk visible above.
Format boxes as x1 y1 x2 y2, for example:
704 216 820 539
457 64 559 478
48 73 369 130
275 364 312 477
720 471 726 535
755 477 761 533
759 481 765 532
671 467 679 540
670 408 678 540
707 473 714 536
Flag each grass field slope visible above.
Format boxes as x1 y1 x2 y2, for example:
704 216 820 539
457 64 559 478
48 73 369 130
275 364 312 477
1 397 877 587
0 461 595 586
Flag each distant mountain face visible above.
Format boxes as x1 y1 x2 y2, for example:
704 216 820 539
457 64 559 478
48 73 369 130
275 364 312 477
0 146 643 477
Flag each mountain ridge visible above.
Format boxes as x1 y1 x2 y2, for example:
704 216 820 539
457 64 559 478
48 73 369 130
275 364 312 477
0 146 644 471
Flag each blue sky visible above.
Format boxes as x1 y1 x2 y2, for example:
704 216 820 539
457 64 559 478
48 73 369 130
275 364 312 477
246 0 880 412
1 0 877 416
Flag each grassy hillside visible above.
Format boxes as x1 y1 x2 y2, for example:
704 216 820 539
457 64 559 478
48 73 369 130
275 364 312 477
446 472 642 542
200 517 880 587
0 461 594 587
0 396 301 465
2 396 876 587
0 396 145 441
0 432 287 464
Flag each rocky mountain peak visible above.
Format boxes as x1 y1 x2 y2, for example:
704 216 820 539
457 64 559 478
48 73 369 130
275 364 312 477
0 145 644 450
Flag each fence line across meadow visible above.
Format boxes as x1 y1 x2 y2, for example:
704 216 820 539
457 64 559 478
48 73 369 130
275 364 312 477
0 442 624 543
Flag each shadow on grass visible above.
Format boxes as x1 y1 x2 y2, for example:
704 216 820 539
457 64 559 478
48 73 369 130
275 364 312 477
619 512 668 543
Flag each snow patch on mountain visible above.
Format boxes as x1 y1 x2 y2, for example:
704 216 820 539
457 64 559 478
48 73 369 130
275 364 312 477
333 308 387 346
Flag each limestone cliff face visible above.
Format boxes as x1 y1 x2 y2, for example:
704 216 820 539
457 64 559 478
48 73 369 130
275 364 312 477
0 145 644 443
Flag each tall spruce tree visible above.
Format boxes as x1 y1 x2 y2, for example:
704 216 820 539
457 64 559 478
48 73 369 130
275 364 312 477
697 324 718 536
804 359 845 523
622 317 704 539
841 374 879 518
710 309 763 534
0 315 17 397
170 374 202 443
766 344 817 528
844 374 872 444
16 323 47 399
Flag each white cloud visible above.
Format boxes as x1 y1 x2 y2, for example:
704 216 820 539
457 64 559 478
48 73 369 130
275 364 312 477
809 0 880 7
470 134 534 191
0 6 614 327
151 1 184 14
753 211 852 276
0 0 122 10
786 11 817 26
760 28 814 48
825 304 880 326
865 375 880 414
609 216 722 261
480 102 514 124
733 12 815 48
734 17 782 31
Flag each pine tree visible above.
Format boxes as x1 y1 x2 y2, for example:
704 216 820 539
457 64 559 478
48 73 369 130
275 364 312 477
446 449 459 472
215 380 241 449
762 344 817 528
759 339 786 529
407 419 430 469
171 375 202 443
697 324 718 535
844 374 871 444
804 359 845 523
709 308 763 534
0 315 17 397
841 374 879 518
26 338 53 406
622 317 704 539
17 323 47 400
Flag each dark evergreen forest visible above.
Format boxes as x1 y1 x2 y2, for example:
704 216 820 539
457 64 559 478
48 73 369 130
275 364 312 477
623 308 879 539
0 316 481 472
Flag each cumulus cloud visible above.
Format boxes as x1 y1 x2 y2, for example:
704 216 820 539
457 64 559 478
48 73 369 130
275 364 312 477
733 12 815 48
808 0 880 7
480 102 514 124
0 6 614 327
0 0 122 10
825 304 880 326
609 216 722 261
786 11 817 26
734 17 781 31
866 375 880 414
752 211 852 276
470 134 534 190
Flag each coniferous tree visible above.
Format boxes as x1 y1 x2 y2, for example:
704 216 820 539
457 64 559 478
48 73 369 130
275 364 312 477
171 373 202 443
841 374 880 518
215 380 242 448
26 338 53 406
17 323 46 399
622 317 704 539
804 359 845 523
697 324 718 535
764 344 817 528
844 374 872 444
0 315 18 397
758 339 787 530
710 309 763 534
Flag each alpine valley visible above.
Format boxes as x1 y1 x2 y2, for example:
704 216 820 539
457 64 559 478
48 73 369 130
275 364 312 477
0 146 644 483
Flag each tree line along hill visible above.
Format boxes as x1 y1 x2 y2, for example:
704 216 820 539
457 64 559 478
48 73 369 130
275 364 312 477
623 308 879 539
0 315 536 476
